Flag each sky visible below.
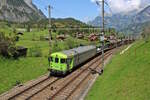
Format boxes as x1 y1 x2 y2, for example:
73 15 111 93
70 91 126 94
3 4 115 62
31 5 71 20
33 0 100 22
33 0 150 22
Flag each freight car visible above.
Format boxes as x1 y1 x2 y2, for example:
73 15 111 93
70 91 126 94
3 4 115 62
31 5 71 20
49 45 97 75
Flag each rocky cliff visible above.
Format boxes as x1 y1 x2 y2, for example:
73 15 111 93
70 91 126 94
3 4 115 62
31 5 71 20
0 0 46 22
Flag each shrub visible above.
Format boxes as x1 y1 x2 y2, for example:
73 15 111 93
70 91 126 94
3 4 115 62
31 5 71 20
28 46 42 57
26 24 31 32
52 41 62 52
0 32 17 58
40 35 45 41
142 26 150 43
65 37 77 49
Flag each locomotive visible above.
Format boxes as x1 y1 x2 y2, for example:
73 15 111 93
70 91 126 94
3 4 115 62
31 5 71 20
49 45 97 75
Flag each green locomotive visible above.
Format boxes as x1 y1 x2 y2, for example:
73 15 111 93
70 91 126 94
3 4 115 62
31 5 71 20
49 45 97 75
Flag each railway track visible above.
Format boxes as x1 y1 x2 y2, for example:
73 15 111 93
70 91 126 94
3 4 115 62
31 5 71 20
0 76 60 100
9 77 60 100
29 50 113 100
1 49 113 100
49 51 112 100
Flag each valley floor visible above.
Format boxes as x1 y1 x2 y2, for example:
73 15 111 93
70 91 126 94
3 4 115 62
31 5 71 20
0 29 93 94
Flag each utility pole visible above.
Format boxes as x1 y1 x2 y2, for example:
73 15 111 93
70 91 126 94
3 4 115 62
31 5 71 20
48 5 52 56
101 0 105 72
48 5 52 69
96 0 105 73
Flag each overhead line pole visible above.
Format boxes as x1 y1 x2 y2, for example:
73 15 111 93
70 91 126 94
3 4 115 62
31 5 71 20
101 0 105 71
96 0 105 73
48 5 52 56
48 5 52 69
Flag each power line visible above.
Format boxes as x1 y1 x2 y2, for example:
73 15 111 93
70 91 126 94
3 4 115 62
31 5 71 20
104 0 113 15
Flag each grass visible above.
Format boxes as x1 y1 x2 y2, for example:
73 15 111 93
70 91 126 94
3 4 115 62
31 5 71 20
0 30 51 94
86 40 150 100
0 57 48 94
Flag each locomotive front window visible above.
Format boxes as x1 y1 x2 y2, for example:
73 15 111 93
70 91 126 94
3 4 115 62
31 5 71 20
61 59 66 64
55 58 59 63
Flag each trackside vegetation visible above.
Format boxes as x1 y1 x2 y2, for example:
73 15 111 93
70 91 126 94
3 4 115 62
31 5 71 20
0 57 48 94
86 39 150 100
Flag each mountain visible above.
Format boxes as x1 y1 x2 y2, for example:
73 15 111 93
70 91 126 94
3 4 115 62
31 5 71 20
0 0 46 22
88 13 134 30
134 6 150 23
30 17 92 28
89 5 150 34
52 18 91 28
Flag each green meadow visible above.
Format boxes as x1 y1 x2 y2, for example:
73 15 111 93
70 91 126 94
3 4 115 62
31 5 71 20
86 40 150 100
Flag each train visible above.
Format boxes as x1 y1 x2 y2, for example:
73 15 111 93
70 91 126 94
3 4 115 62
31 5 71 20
49 39 134 75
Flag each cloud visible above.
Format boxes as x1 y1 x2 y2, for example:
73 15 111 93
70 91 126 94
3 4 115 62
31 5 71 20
108 0 141 13
91 0 150 13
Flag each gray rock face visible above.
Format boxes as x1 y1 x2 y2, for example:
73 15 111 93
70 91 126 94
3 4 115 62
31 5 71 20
134 6 150 23
24 0 36 11
0 0 46 22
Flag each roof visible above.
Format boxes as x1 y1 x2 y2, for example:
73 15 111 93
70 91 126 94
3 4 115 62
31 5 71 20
51 52 67 58
51 45 96 58
62 45 96 57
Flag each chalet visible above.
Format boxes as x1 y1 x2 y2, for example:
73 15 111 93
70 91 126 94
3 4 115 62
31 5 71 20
88 33 98 41
56 34 66 41
75 32 84 39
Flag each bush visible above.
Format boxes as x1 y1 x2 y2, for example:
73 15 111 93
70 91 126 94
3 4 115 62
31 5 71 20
0 32 17 58
52 41 63 52
40 35 45 41
28 46 42 57
65 37 77 49
142 26 150 43
26 24 31 32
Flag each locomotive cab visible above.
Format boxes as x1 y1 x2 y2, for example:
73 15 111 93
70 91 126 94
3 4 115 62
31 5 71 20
49 52 73 75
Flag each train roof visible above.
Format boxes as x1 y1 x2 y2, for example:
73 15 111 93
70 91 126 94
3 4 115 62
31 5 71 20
62 45 96 57
51 52 67 58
